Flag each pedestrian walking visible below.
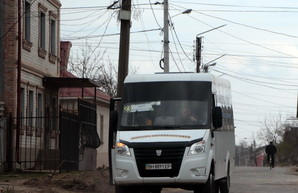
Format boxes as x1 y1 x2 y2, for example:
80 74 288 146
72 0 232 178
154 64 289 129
265 141 277 168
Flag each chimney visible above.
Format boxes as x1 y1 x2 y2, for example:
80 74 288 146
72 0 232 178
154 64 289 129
60 41 72 77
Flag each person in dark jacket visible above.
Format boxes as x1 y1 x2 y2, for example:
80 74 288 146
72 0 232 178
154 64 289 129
265 141 277 168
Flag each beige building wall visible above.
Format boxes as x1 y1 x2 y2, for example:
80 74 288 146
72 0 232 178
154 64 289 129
96 101 110 167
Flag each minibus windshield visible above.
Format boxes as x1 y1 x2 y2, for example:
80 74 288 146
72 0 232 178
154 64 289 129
120 81 211 130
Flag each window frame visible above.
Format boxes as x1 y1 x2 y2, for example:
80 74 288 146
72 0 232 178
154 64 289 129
38 3 47 59
23 0 32 51
48 11 58 63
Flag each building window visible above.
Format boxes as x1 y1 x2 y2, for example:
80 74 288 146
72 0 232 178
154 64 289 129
39 11 46 50
23 0 33 51
20 88 25 124
24 0 31 42
28 90 34 127
50 19 56 55
49 11 57 63
37 93 43 128
38 3 47 58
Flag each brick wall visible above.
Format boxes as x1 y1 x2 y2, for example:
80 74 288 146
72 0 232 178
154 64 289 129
3 0 18 116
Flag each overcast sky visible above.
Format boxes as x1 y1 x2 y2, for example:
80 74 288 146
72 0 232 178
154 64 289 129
59 0 298 145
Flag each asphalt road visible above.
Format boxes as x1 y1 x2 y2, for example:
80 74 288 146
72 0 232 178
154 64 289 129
162 166 298 193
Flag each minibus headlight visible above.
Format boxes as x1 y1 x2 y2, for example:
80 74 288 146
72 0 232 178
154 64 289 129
189 141 205 155
116 142 131 157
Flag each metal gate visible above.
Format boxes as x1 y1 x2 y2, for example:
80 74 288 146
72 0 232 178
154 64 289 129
78 99 100 149
60 111 79 171
3 98 100 173
60 99 100 172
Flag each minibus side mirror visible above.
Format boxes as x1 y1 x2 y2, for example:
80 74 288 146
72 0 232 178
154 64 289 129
212 106 222 129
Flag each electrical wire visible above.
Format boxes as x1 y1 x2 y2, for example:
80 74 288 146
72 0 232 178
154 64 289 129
62 28 162 40
171 1 298 10
139 14 157 68
192 10 298 39
169 27 185 71
168 15 193 63
212 68 298 91
169 48 182 72
149 0 162 29
186 14 297 58
84 12 114 64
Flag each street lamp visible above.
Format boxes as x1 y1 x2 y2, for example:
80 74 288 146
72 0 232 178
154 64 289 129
195 25 226 73
170 9 192 18
203 62 216 73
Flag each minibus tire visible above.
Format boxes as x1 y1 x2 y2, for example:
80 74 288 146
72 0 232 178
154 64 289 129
219 164 230 193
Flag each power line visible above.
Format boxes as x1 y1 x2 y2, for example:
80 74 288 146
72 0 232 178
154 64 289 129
170 22 193 63
185 9 298 13
169 4 298 59
169 28 185 71
171 3 298 40
192 10 298 39
139 14 158 68
215 65 298 81
169 48 182 72
61 5 108 10
232 90 294 108
212 69 298 91
171 1 298 10
62 28 162 40
148 0 162 29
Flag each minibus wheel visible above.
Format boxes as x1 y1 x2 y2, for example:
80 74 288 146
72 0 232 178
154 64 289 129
219 164 230 193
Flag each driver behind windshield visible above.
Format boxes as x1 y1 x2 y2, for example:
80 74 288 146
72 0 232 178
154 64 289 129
176 105 198 124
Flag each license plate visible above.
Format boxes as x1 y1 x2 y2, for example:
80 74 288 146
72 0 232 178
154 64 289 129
145 163 172 170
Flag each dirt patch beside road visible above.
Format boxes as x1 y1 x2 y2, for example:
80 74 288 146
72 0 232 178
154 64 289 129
0 167 115 193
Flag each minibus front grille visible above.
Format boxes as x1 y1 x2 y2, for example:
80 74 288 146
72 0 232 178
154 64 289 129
133 144 186 177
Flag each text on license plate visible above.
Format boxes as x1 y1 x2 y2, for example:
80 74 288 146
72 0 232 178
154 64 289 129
145 163 172 170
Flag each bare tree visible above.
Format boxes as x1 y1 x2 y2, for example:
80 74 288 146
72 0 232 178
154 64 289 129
257 112 285 145
68 41 105 78
68 41 118 96
93 57 118 97
68 41 139 97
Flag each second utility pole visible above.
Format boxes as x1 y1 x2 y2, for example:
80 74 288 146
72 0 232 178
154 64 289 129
117 0 131 97
163 0 169 72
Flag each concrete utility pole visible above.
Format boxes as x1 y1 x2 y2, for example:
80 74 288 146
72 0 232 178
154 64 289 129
163 0 169 72
196 36 202 73
117 0 131 97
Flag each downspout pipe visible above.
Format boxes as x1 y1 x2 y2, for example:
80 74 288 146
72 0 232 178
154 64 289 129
16 0 22 163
